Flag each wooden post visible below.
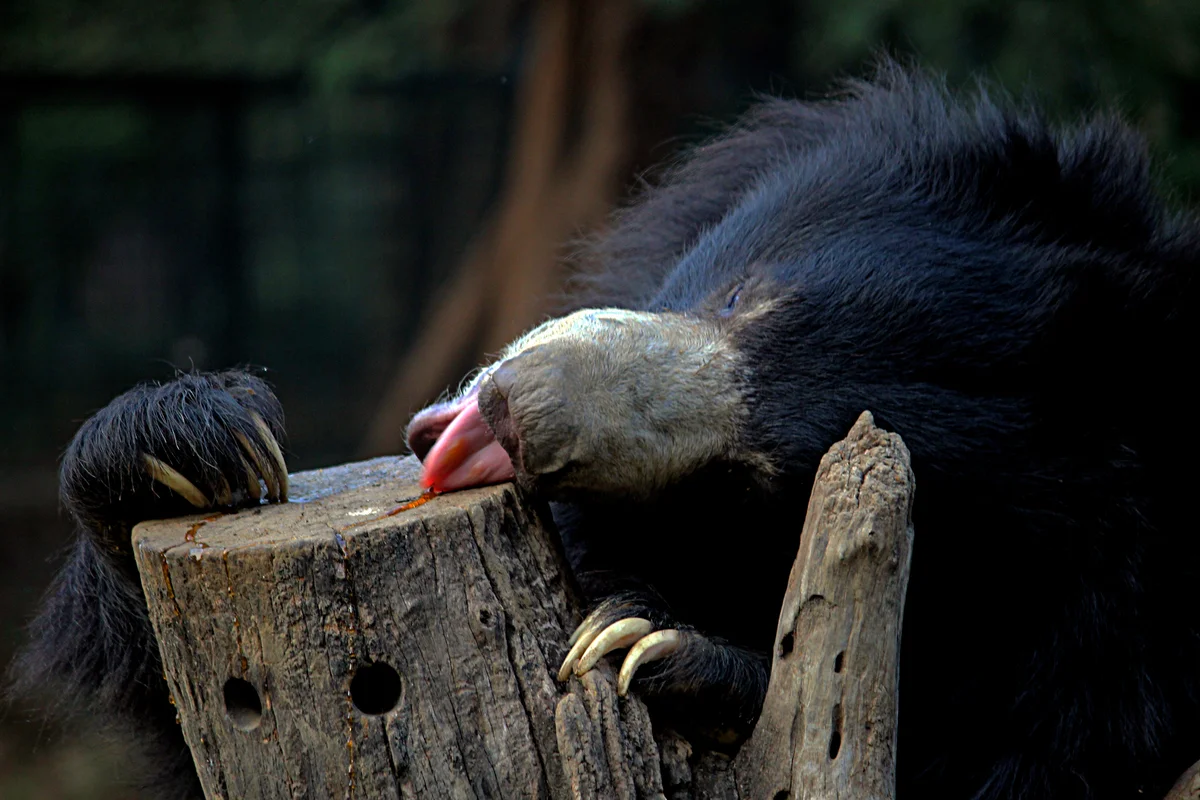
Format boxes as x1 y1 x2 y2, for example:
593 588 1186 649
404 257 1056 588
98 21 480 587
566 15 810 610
733 411 914 799
133 414 916 798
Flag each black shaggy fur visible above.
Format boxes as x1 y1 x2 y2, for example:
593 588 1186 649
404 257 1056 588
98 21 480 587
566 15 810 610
13 65 1200 799
11 371 284 799
560 65 1199 798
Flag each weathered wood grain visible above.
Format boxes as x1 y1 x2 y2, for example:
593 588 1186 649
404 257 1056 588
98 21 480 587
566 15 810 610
135 455 662 799
733 411 914 800
134 413 922 800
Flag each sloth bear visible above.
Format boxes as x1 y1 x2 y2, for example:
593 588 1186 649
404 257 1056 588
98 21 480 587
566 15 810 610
13 65 1200 799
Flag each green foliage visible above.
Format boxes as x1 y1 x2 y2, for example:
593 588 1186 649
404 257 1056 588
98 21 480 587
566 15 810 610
0 0 472 84
6 0 1196 199
641 0 702 19
798 0 1200 200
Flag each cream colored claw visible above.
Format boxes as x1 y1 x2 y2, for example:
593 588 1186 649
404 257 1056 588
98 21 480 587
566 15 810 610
142 454 210 508
239 454 262 501
617 629 683 696
235 411 289 502
213 472 233 506
559 616 610 682
234 430 275 499
575 617 653 677
568 616 594 647
251 411 289 500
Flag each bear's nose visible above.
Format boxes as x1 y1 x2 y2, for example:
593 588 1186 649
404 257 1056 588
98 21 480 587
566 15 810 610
407 421 438 461
406 398 465 460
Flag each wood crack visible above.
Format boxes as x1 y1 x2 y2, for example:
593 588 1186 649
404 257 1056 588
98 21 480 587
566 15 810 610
133 420 927 800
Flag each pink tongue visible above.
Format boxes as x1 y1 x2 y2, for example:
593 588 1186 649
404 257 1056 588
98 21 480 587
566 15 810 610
420 397 515 492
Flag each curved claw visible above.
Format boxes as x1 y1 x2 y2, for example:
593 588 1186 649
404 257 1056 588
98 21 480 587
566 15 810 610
559 616 609 682
239 454 263 501
235 430 276 499
250 411 289 500
568 618 593 647
142 454 210 508
213 473 233 507
617 629 683 696
575 617 653 676
235 414 289 503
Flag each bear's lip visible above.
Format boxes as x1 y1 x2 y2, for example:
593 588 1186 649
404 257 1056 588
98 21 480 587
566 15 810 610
410 390 516 492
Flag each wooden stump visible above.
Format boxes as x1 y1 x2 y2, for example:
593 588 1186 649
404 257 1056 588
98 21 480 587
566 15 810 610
135 456 661 799
135 415 916 799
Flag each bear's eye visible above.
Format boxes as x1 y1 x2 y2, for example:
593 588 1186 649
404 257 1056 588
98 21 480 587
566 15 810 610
719 283 744 317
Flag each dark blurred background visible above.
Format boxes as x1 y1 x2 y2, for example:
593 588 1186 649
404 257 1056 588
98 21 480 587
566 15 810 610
1 0 1197 795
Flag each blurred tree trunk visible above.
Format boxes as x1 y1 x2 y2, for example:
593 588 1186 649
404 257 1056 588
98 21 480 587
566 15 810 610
362 0 634 456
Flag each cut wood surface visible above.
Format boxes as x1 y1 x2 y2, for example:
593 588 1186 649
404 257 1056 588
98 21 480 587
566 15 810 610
132 415 925 799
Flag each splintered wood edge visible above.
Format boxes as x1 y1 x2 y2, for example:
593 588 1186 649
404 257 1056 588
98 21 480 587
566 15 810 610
735 410 914 800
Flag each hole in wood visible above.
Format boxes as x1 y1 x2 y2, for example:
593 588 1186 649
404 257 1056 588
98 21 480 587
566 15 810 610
778 632 794 658
223 678 263 731
773 792 790 800
834 651 844 673
350 661 403 715
829 702 843 760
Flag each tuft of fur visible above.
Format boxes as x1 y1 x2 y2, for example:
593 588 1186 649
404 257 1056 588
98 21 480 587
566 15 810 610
10 370 285 800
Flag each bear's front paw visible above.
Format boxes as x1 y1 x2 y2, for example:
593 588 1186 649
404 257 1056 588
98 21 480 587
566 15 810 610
558 594 770 746
62 370 288 535
559 594 686 694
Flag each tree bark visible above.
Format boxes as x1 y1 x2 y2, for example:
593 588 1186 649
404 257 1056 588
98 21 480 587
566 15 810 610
136 457 580 798
133 413 937 798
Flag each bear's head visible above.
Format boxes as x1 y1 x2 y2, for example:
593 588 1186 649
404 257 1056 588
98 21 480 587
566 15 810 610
408 66 1190 505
